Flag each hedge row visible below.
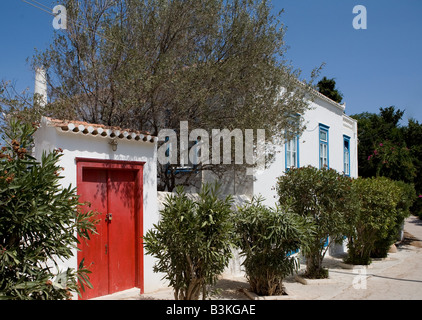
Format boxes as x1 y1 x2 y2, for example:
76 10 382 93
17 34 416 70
144 167 416 299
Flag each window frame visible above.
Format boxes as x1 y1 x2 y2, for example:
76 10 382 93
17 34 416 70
319 124 330 169
285 134 300 170
343 135 351 176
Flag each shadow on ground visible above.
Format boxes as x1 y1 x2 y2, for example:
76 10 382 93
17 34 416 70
398 231 422 249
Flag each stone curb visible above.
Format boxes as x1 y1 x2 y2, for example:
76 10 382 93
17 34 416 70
294 274 337 285
240 288 297 300
338 262 373 270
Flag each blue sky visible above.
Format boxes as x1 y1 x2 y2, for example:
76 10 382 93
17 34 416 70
1 0 421 123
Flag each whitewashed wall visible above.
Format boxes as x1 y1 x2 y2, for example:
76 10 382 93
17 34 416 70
33 118 164 295
253 95 358 209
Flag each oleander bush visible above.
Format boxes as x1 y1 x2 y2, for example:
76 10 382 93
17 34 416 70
276 166 356 279
0 118 97 300
371 180 416 258
143 183 234 300
345 177 402 265
235 197 314 296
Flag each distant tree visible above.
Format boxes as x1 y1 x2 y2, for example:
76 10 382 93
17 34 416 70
352 106 421 217
351 106 406 178
404 119 422 216
367 140 416 183
316 76 343 104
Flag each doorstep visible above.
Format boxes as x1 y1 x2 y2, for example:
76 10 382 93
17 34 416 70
90 288 141 300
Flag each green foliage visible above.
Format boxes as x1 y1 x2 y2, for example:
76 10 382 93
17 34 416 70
345 177 402 265
403 119 422 217
276 166 356 278
143 183 234 300
316 76 343 104
371 181 416 258
0 118 97 300
351 107 405 178
351 106 422 217
367 140 416 183
235 197 313 296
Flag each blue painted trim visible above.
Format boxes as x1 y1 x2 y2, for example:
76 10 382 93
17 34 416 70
297 135 300 168
319 124 329 169
166 139 199 174
343 135 351 176
174 166 199 174
164 136 170 160
286 249 300 257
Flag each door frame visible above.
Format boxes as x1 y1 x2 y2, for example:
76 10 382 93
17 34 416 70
76 158 145 295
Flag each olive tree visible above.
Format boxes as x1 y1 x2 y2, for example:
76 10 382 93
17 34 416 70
9 0 320 191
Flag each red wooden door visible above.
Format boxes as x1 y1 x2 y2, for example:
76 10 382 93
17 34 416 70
108 170 136 294
78 169 109 299
76 159 144 300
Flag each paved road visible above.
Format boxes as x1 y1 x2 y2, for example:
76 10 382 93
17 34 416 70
328 215 422 300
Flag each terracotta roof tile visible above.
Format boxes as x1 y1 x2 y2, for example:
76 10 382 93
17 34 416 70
42 117 156 143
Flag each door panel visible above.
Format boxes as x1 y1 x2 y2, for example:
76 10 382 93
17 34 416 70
77 169 109 300
108 170 136 294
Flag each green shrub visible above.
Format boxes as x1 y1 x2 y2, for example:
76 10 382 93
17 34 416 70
235 197 313 296
0 119 97 300
345 177 401 265
276 166 356 279
371 181 416 258
143 183 234 300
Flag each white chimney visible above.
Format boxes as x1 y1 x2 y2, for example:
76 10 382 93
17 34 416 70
34 67 47 107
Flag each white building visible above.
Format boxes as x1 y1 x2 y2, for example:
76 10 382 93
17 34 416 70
199 88 358 207
31 66 357 298
253 90 358 208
